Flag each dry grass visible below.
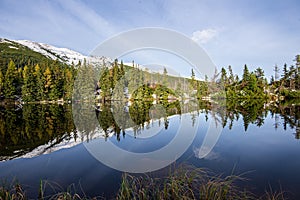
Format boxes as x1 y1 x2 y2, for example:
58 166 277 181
116 166 252 200
0 183 25 200
116 166 287 200
0 167 288 200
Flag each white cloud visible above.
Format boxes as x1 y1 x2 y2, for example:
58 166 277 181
57 0 115 37
191 29 218 44
193 146 220 160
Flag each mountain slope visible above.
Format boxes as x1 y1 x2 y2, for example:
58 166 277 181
15 39 86 65
0 38 57 70
13 39 113 66
1 38 113 72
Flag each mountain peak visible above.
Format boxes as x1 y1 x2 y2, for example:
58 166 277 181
13 39 86 65
11 39 114 66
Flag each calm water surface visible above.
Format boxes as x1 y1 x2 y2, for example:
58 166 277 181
0 100 299 199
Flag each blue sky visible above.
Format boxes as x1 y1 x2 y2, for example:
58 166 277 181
0 0 300 78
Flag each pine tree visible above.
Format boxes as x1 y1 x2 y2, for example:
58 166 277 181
255 67 265 88
64 68 74 100
4 60 17 99
295 56 300 90
274 65 280 81
255 67 264 79
242 64 250 83
74 61 96 101
289 65 295 90
295 55 300 68
204 75 209 95
49 63 64 100
128 68 137 95
115 60 126 100
44 66 52 99
0 70 3 97
270 76 275 84
191 68 195 78
120 60 125 76
190 68 196 89
235 75 239 83
112 58 119 88
163 67 168 86
248 73 258 94
22 65 35 102
16 67 23 95
220 67 227 86
34 64 45 101
283 63 288 78
99 66 110 101
228 65 234 84
282 63 289 88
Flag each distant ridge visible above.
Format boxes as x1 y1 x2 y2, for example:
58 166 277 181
0 38 112 66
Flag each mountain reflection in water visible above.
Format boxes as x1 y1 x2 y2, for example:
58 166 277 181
0 99 298 161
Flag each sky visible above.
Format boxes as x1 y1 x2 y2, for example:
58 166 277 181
0 0 300 78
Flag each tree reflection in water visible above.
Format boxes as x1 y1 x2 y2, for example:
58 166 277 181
0 99 299 160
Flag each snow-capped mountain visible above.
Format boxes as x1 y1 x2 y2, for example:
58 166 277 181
8 39 112 65
0 127 115 161
15 40 86 65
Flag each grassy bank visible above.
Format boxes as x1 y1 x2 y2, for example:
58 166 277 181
117 166 286 200
0 166 286 200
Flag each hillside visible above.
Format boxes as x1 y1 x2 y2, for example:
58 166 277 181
0 38 59 73
0 38 79 101
0 38 111 69
0 38 118 102
0 38 206 102
15 40 85 65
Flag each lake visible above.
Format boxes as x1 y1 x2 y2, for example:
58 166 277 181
0 99 299 199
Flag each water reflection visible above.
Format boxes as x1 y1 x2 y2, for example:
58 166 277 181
0 104 75 160
0 99 299 161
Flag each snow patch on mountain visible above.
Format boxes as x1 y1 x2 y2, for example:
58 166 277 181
18 128 113 160
8 46 18 49
15 40 87 65
12 39 112 66
0 38 14 44
0 127 115 161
